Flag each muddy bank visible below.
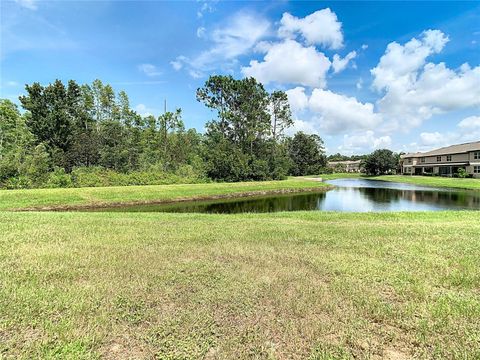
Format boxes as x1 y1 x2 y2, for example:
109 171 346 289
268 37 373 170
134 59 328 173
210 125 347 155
16 186 333 212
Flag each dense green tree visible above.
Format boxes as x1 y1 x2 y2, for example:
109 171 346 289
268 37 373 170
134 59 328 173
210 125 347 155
288 132 326 176
197 75 292 181
1 76 296 188
270 91 293 141
0 100 34 181
363 149 398 175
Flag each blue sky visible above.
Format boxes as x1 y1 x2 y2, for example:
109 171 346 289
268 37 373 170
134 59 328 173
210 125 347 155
1 0 479 154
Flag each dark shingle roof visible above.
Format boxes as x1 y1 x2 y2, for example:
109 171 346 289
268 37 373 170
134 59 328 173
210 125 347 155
402 141 480 158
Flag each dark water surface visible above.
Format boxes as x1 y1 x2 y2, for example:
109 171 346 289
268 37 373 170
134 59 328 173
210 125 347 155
87 178 480 213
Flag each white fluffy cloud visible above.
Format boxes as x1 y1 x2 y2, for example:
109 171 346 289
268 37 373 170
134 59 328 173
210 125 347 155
418 116 480 149
332 51 357 73
285 87 309 113
284 87 383 140
340 131 391 153
419 131 444 146
309 89 382 134
138 64 161 77
371 30 480 128
241 39 331 87
174 12 270 76
278 8 343 49
371 30 449 91
458 115 480 130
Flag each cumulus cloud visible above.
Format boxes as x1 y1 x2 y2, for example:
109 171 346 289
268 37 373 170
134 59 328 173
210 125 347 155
371 29 449 91
417 116 480 149
287 119 319 135
241 39 331 87
138 63 161 77
458 115 480 130
419 131 444 146
285 87 309 112
308 89 382 134
332 50 357 73
371 29 480 129
278 8 343 49
339 131 391 153
135 104 157 117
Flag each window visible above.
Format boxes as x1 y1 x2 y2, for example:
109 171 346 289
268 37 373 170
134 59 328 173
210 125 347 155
447 155 452 161
421 157 425 163
407 158 412 164
437 156 441 162
474 166 480 174
474 151 480 160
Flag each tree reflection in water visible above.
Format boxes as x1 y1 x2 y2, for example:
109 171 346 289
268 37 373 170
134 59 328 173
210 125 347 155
87 179 480 213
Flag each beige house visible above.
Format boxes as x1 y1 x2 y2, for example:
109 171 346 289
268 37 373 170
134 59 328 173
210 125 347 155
327 160 362 173
401 141 480 178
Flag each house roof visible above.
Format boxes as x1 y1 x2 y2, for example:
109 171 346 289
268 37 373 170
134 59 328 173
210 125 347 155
401 141 480 158
328 160 362 165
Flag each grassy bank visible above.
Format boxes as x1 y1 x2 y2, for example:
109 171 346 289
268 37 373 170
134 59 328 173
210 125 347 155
306 173 480 190
1 211 479 359
0 179 329 211
371 175 480 191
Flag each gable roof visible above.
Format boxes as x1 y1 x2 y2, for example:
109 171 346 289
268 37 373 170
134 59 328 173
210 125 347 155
328 160 362 165
402 141 480 158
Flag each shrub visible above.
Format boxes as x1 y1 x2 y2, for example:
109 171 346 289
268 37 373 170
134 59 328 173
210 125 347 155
456 168 468 178
46 168 73 188
2 176 32 189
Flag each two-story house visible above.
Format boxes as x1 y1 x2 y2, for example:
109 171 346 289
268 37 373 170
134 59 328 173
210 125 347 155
401 141 480 178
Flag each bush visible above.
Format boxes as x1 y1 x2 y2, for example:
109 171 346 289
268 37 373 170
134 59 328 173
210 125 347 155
456 168 468 178
2 176 32 189
68 166 207 188
46 168 73 188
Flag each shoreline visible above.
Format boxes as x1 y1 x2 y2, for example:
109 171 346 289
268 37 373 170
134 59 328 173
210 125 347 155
15 186 334 212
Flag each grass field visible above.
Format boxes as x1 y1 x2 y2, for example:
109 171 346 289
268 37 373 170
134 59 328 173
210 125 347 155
0 179 329 211
371 175 480 191
1 211 479 359
307 173 480 191
1 177 479 359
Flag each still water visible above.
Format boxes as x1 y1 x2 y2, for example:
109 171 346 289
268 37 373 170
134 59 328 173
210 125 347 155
89 179 480 213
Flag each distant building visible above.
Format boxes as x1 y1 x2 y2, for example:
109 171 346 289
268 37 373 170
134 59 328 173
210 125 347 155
327 160 362 173
401 141 480 178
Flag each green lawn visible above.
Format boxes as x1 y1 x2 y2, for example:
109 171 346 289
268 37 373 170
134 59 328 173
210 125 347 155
306 173 480 191
0 179 329 211
371 175 480 191
1 211 479 359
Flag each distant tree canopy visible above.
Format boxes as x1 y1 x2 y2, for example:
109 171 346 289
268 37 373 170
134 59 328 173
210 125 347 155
363 149 398 175
1 79 204 188
0 76 333 188
288 132 327 176
197 75 293 181
327 153 368 162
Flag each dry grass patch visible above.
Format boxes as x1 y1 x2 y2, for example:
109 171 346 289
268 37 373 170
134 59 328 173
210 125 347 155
0 211 479 359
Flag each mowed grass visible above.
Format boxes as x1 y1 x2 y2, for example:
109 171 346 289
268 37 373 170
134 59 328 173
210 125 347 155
0 179 328 211
307 173 480 191
1 211 479 359
371 175 480 191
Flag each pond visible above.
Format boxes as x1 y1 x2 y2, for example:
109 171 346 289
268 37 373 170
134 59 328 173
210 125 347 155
87 178 480 213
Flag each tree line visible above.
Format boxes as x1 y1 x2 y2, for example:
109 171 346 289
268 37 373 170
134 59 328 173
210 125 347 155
0 76 328 188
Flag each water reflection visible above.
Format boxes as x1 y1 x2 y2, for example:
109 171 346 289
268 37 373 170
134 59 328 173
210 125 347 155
86 179 480 213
